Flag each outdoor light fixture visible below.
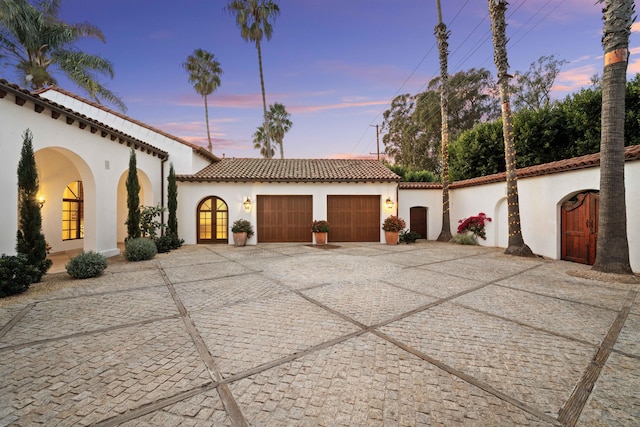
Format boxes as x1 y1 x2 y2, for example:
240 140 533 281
37 195 45 208
243 197 252 212
385 197 394 209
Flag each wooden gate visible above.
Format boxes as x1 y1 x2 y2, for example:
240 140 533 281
409 206 427 239
561 192 599 265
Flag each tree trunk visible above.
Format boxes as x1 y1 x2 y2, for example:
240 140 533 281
204 94 212 152
256 40 272 159
489 0 534 257
592 0 633 274
435 0 452 242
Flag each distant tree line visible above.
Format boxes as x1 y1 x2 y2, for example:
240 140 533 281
382 58 640 181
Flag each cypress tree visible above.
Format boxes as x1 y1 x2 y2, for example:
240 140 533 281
16 129 51 281
126 148 141 239
167 163 178 237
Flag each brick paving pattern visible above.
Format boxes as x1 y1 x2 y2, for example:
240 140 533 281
0 241 638 426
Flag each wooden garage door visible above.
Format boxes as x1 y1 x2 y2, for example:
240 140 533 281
327 195 380 242
257 195 313 242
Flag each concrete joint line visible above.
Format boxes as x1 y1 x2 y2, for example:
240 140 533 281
159 264 249 427
0 303 34 339
373 329 562 426
453 302 598 348
558 288 638 427
93 382 216 427
0 315 178 352
221 329 366 385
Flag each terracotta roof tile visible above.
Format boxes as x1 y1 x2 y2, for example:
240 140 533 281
450 144 640 188
177 158 401 182
398 145 640 189
35 85 219 162
1 79 168 159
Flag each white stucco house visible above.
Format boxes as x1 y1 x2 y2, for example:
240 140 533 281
0 80 400 258
1 79 638 271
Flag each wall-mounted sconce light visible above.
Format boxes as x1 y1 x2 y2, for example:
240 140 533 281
243 197 252 212
37 195 46 208
385 197 394 209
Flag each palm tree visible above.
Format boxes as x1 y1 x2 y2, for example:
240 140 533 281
253 125 276 158
488 0 533 257
267 102 292 159
182 49 223 153
0 0 125 111
435 0 452 242
592 0 634 274
226 0 280 159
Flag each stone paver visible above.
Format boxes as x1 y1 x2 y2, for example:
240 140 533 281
190 291 360 378
379 302 596 418
0 318 211 426
453 284 619 345
0 241 637 426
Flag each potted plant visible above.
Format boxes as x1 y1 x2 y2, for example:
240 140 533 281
382 215 406 245
311 220 330 245
231 219 254 246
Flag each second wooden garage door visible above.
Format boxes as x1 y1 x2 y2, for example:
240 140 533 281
257 195 313 242
327 195 380 242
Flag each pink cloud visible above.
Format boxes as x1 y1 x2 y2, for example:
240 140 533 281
628 58 640 74
316 60 430 88
175 93 265 109
632 22 640 33
290 100 389 114
554 64 598 93
327 153 388 160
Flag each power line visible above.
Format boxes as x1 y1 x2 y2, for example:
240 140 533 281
349 0 470 156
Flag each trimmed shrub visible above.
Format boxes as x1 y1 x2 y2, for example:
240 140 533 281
0 254 39 298
65 251 107 279
399 230 421 244
154 233 184 253
450 233 478 245
124 237 157 261
154 235 174 253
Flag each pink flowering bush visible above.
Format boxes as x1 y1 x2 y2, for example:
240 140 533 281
457 212 492 240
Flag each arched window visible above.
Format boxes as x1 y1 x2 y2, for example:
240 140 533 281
197 196 228 243
62 181 84 240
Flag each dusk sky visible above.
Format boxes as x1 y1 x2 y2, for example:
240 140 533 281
51 0 640 160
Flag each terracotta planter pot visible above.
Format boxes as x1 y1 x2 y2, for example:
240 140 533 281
233 232 247 247
314 232 327 245
384 231 399 245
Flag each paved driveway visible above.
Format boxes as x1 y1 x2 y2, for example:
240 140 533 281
0 242 638 426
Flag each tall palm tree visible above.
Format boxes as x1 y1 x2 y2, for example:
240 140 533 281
435 0 452 242
267 102 292 159
0 0 125 111
226 0 280 159
252 125 276 158
488 0 533 257
592 0 634 274
182 49 223 153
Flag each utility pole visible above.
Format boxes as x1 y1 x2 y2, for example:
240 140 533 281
369 124 380 160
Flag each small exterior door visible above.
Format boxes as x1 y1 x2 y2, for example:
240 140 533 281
409 206 427 239
561 192 599 265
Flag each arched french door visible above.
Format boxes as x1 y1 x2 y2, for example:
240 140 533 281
197 196 228 243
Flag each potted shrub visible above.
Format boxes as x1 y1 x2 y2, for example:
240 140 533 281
382 215 406 245
231 219 254 246
311 220 330 245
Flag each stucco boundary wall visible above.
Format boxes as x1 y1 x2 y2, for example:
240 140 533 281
399 160 639 272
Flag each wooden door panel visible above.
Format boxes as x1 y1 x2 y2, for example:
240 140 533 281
327 195 380 242
410 207 427 239
257 195 312 243
561 192 598 265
